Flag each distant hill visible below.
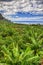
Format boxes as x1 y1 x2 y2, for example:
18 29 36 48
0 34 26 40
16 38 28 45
0 14 4 20
0 14 10 21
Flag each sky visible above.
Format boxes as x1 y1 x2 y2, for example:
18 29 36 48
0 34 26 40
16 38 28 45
0 0 43 24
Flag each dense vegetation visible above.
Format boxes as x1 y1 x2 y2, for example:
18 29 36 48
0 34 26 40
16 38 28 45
0 20 43 65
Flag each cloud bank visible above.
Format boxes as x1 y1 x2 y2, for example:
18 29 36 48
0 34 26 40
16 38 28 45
0 0 43 13
0 0 43 24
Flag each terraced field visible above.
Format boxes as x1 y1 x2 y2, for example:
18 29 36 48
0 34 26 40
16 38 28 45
0 20 43 65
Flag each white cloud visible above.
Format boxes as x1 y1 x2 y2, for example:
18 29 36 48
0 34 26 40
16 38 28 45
2 15 43 24
0 0 43 14
0 0 43 24
2 14 43 21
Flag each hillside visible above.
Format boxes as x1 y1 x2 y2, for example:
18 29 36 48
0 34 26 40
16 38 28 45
0 14 43 65
0 14 4 20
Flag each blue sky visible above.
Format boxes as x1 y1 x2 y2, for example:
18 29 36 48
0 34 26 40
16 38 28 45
0 0 43 24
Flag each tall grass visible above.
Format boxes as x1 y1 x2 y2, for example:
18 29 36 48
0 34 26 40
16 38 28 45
0 20 43 65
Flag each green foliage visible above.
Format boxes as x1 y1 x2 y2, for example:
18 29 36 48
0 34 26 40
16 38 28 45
0 20 43 65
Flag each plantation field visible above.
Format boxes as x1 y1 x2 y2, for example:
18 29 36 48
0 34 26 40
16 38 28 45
0 20 43 65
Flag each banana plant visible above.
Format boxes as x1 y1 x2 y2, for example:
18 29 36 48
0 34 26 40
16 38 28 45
1 43 41 65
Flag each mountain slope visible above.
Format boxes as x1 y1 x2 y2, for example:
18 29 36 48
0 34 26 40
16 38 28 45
0 14 4 20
